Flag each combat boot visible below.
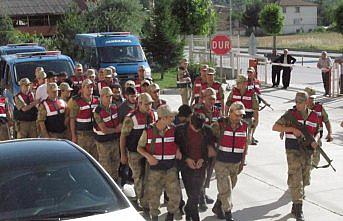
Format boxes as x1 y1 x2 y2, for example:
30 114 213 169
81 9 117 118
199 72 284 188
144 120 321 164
212 199 225 219
225 211 235 221
165 212 174 221
151 216 158 221
198 194 208 212
292 203 305 221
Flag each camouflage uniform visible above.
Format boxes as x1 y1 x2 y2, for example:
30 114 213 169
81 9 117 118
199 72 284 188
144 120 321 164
177 67 192 105
138 129 181 218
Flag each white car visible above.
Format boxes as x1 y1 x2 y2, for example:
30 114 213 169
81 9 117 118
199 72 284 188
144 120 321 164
0 139 144 221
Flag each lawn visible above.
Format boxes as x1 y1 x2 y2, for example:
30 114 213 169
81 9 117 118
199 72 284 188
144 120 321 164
238 32 343 52
152 69 178 89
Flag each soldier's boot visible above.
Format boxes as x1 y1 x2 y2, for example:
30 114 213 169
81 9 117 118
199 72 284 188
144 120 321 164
165 212 174 221
292 203 305 221
131 199 143 211
225 211 235 221
142 207 150 220
151 216 158 221
198 194 208 212
212 199 225 219
205 194 214 204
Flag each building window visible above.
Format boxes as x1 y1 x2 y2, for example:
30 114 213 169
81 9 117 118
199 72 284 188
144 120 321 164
283 7 286 13
295 7 300 13
293 18 301 25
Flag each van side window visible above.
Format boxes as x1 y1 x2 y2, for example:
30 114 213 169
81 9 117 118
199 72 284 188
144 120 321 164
5 64 12 90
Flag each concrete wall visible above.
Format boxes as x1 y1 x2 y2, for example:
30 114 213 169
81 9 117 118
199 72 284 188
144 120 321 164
282 6 317 34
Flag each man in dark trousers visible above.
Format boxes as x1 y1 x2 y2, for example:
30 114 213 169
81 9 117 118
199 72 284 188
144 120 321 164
274 49 296 89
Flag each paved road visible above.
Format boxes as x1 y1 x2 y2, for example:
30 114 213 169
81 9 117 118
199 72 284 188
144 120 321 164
153 86 343 221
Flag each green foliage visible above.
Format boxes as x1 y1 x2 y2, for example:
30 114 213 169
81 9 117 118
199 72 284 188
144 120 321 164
312 0 343 26
335 2 343 34
142 0 184 74
259 3 284 35
172 0 217 36
86 0 146 34
241 0 263 35
0 16 17 45
15 32 56 50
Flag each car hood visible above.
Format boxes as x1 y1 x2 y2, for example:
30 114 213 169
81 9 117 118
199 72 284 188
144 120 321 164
70 207 144 221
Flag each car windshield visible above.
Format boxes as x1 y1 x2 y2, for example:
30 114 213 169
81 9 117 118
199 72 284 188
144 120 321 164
14 60 73 83
98 45 146 63
0 155 129 220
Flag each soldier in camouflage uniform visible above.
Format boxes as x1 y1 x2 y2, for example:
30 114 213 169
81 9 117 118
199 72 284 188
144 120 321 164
37 83 68 139
304 87 333 168
120 93 155 211
177 58 192 105
273 92 320 221
93 87 122 182
211 102 248 221
137 105 182 221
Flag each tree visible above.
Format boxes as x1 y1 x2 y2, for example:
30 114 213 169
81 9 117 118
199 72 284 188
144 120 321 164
86 0 146 34
172 0 216 36
334 2 343 34
0 16 17 45
241 0 263 35
259 3 284 54
55 4 87 60
142 0 184 78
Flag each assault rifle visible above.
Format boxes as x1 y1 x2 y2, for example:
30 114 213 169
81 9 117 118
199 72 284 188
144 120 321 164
257 94 273 111
284 111 336 172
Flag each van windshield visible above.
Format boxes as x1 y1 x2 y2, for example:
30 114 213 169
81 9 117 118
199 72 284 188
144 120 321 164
98 45 146 63
14 60 73 83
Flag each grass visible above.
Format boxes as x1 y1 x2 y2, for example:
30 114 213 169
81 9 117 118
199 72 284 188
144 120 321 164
236 32 343 52
152 69 178 89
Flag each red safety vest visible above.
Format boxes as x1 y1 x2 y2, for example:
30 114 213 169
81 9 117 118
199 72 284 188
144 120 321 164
0 96 6 118
193 77 202 99
218 121 247 154
313 102 324 131
97 80 109 94
194 104 221 124
146 125 177 161
70 75 84 87
126 109 155 152
42 98 67 133
231 88 254 113
14 92 37 121
285 108 319 149
135 79 142 93
247 79 261 95
74 96 99 131
93 105 119 142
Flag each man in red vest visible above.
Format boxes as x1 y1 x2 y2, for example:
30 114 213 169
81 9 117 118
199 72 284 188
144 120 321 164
14 78 40 138
68 79 99 159
69 63 85 96
304 87 333 168
93 87 122 182
120 93 155 211
211 101 248 221
191 64 208 105
204 67 224 113
273 92 320 221
225 75 259 146
137 104 182 221
37 83 67 139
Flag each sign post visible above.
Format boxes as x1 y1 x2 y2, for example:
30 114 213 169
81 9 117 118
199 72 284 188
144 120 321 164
211 34 232 82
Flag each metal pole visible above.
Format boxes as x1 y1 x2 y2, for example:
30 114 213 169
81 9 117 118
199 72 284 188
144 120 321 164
229 0 232 35
220 56 223 82
229 0 234 79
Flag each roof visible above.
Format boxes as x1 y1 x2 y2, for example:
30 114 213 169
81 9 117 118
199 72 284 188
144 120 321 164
0 0 81 16
278 0 318 7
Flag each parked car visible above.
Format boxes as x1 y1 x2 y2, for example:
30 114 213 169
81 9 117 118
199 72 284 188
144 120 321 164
0 139 144 221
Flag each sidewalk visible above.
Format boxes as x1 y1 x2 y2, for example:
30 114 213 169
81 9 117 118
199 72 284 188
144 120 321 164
159 85 343 221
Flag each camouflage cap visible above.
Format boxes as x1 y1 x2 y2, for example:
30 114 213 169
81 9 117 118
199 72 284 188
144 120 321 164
247 67 255 73
19 78 31 86
86 69 96 78
75 63 83 71
207 67 216 75
59 82 73 91
138 92 153 104
142 79 151 86
148 83 160 92
138 65 145 71
204 87 216 99
295 91 308 103
157 104 178 118
201 64 209 71
108 66 117 77
82 79 93 88
104 68 113 78
47 83 59 91
180 58 189 64
236 74 247 84
304 87 316 98
100 87 113 96
35 67 44 75
125 80 136 88
36 70 47 79
229 101 246 115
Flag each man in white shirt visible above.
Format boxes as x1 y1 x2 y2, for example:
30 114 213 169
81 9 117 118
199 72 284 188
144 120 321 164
36 71 57 102
317 51 333 96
